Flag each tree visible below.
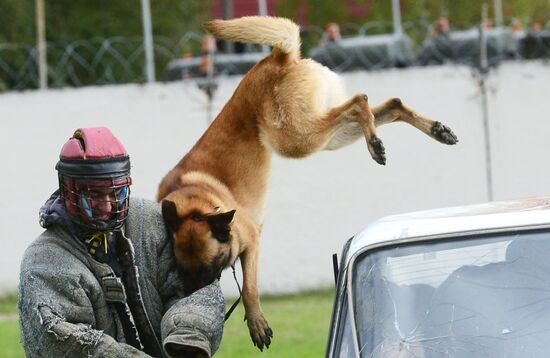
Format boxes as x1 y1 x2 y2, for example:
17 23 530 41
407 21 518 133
276 0 550 30
0 0 212 44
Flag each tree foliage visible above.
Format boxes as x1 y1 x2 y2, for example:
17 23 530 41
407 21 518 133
1 0 548 45
1 0 548 91
0 0 212 44
276 0 550 30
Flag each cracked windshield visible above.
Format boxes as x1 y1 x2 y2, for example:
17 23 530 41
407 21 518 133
351 230 550 358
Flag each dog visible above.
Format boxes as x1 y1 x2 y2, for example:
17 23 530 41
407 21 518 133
157 16 458 351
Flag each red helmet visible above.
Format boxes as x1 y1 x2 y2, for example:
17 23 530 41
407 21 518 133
56 127 132 231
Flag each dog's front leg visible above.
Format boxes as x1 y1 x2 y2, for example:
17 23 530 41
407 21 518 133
240 243 273 351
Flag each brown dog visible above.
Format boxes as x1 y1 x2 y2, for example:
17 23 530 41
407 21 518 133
157 16 458 351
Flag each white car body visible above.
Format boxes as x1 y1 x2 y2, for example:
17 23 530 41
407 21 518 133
326 197 550 358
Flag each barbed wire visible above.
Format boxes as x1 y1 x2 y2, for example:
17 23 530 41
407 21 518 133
0 21 549 92
0 33 205 91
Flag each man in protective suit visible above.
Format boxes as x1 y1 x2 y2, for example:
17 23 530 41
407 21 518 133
19 127 224 357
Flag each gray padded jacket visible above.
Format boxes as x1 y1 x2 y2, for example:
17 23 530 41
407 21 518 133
18 197 224 357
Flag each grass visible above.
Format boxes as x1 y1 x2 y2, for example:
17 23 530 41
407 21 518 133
0 320 22 358
0 293 18 314
0 289 335 357
217 289 335 357
0 293 23 358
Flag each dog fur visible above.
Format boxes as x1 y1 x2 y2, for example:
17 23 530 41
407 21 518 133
157 16 458 351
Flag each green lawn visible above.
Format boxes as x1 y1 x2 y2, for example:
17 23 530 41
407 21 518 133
0 289 335 357
0 293 22 358
0 292 18 313
217 290 335 357
0 320 22 358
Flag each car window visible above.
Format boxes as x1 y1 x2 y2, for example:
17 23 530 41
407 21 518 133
334 294 356 358
350 230 550 358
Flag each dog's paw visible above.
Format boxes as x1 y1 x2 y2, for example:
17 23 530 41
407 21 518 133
431 121 459 145
245 313 273 352
369 136 386 165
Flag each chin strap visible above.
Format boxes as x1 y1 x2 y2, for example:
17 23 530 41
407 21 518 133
89 231 112 255
224 264 242 322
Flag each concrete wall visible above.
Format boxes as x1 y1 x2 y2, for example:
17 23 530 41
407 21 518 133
1 61 549 297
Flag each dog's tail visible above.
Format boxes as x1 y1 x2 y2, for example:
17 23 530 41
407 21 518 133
203 16 301 61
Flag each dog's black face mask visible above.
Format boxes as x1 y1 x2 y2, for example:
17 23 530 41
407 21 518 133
162 199 235 295
180 265 217 296
181 252 231 296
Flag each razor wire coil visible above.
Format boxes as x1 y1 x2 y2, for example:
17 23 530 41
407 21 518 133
0 21 549 92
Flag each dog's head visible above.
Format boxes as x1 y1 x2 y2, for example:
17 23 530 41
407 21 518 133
161 192 236 295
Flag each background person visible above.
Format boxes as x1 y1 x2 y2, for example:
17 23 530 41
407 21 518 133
200 34 217 76
433 16 451 37
320 22 342 45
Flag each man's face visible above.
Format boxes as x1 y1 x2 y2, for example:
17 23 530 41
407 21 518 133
60 175 131 230
85 187 117 221
326 23 340 41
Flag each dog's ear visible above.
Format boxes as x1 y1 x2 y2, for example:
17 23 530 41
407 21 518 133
161 200 180 234
205 210 236 243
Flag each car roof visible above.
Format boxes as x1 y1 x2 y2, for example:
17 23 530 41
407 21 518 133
346 196 550 264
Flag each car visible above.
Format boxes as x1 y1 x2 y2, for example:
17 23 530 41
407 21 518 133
326 197 550 358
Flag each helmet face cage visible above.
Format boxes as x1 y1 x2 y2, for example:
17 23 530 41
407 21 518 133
59 174 131 231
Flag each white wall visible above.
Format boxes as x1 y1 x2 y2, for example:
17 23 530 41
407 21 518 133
1 61 549 297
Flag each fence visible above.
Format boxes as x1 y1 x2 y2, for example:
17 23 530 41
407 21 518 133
0 33 203 91
1 21 549 91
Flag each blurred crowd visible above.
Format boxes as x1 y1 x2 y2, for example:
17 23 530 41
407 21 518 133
176 16 548 80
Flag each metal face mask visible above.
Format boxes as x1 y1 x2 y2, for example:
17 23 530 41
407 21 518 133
59 176 132 230
56 127 132 231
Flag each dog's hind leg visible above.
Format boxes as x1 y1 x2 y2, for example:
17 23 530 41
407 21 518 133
371 98 459 145
319 94 387 164
265 89 385 163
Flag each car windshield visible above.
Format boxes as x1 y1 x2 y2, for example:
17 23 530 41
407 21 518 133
350 230 550 358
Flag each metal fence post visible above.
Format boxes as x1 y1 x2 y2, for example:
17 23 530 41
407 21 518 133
494 0 503 27
140 0 156 82
479 3 494 201
392 0 403 35
35 0 48 89
258 0 267 16
258 0 269 53
223 0 235 53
